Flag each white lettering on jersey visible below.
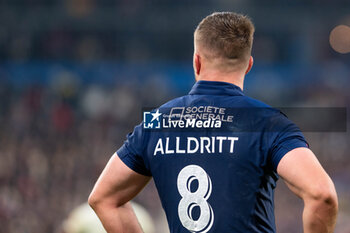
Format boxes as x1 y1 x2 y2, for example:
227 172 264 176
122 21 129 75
153 136 239 156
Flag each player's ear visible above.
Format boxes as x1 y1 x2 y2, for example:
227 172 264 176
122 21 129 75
245 56 253 75
194 53 201 76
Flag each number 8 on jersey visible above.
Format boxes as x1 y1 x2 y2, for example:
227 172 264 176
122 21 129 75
177 165 214 233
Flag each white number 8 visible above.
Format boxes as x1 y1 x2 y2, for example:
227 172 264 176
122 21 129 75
177 165 214 233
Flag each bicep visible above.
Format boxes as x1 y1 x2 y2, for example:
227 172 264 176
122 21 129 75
277 148 333 200
90 153 151 207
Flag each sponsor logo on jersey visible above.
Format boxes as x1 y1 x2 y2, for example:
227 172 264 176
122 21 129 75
143 106 234 129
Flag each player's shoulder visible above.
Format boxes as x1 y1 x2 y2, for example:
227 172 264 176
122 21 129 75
240 95 272 108
236 96 297 134
238 95 282 116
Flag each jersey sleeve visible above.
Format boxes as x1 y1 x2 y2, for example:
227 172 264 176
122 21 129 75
116 123 151 176
267 112 309 171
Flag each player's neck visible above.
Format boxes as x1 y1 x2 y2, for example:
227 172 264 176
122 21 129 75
196 72 245 91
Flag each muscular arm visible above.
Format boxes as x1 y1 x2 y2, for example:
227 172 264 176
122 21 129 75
277 148 338 233
88 153 151 233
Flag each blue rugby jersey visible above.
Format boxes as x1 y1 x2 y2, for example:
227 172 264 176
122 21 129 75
117 80 308 233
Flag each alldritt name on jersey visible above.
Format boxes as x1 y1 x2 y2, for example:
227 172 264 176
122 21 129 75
153 136 239 156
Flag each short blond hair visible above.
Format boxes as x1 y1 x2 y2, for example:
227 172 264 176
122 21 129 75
195 12 255 65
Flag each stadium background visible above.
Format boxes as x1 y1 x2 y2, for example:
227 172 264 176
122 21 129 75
0 0 349 232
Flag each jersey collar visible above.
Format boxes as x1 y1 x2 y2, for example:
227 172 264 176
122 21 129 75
189 80 244 96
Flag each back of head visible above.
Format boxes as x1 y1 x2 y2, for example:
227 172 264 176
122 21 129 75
194 12 255 71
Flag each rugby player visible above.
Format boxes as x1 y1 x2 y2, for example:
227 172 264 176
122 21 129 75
88 12 338 233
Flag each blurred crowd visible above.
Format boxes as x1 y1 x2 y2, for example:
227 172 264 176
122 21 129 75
1 0 350 63
0 75 174 232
